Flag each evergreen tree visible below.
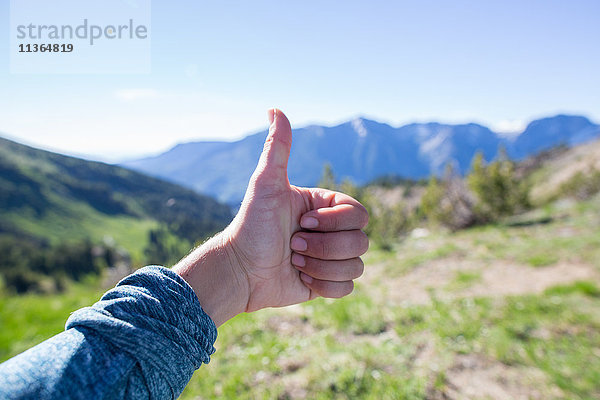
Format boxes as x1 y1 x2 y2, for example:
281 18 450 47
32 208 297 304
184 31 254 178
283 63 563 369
318 163 336 190
144 227 190 267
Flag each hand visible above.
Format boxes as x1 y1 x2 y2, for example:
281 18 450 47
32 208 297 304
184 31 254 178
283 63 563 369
173 109 369 326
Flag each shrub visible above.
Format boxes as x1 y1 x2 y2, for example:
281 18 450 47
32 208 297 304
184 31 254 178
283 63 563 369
467 150 530 222
420 164 476 230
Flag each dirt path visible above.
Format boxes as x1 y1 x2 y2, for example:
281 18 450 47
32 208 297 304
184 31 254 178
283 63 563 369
362 257 598 305
439 354 563 400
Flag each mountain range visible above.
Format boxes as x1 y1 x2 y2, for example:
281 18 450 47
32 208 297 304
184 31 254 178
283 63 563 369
122 114 600 205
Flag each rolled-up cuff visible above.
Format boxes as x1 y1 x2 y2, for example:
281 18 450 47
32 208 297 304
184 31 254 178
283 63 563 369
66 266 217 398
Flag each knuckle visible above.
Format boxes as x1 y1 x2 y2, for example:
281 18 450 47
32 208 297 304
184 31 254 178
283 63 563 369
302 255 315 271
317 233 329 258
327 215 340 231
308 258 324 277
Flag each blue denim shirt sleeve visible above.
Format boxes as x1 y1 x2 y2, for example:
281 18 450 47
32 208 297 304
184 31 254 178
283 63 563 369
0 266 218 400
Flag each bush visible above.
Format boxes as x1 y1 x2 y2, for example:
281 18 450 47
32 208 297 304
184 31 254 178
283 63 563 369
420 176 446 223
365 195 412 250
467 151 530 222
420 164 476 230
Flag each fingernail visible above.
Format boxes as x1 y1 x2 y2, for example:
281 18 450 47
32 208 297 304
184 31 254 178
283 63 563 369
300 216 318 229
291 253 305 267
300 272 313 284
290 236 307 252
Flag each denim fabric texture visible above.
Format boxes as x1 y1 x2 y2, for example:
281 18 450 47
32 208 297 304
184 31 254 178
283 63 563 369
0 266 218 400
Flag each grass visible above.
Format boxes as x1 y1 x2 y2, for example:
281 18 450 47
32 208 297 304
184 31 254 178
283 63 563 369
447 270 482 290
309 289 388 335
0 279 104 361
526 252 560 267
177 280 600 399
398 242 463 270
545 280 600 297
490 291 600 397
369 240 465 279
392 282 600 397
182 306 429 399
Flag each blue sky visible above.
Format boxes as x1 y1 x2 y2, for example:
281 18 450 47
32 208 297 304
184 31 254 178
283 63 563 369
0 0 599 161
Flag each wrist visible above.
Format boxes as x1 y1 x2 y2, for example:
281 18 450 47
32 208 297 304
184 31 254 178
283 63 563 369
172 229 249 327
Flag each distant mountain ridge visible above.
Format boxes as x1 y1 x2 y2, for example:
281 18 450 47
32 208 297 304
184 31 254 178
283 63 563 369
122 114 600 205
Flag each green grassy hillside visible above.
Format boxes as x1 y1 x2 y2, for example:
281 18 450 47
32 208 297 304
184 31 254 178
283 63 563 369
0 136 232 292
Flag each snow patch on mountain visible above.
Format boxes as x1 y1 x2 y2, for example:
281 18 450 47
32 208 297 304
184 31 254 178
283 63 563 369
352 118 368 138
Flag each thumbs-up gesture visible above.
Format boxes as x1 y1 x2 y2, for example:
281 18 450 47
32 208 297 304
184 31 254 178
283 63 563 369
174 109 369 326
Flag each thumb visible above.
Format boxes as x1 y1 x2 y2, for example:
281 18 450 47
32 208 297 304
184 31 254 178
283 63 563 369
252 108 292 186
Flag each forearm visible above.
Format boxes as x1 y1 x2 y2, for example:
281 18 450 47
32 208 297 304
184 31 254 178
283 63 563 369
0 266 217 400
172 230 250 327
